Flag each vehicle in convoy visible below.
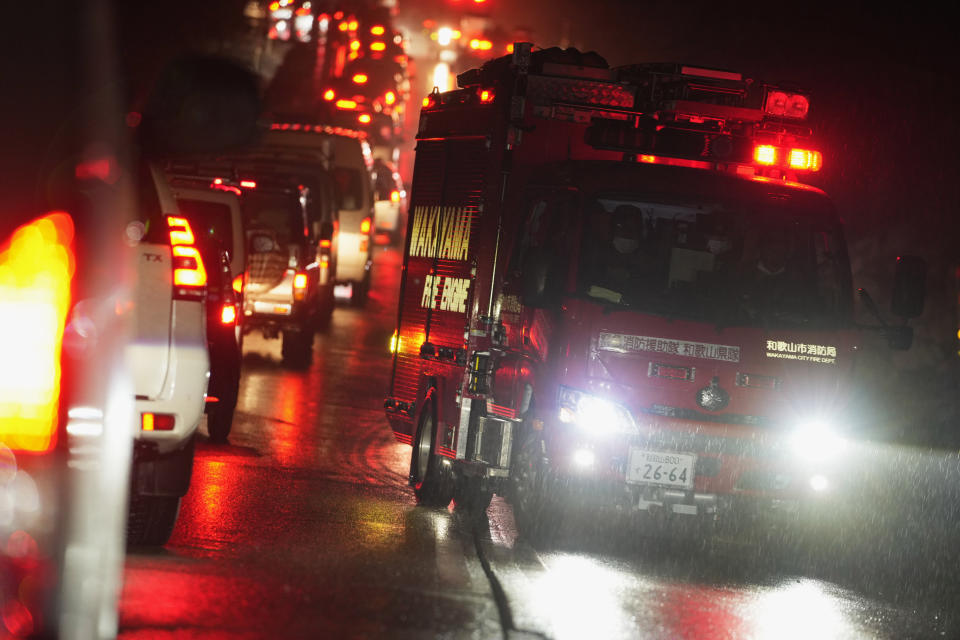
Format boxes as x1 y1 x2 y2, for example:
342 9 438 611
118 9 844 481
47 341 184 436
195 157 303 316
372 158 407 241
235 178 323 368
261 125 376 306
384 45 924 536
127 164 211 546
170 182 245 441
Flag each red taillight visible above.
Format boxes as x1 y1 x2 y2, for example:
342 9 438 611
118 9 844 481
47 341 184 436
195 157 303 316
142 413 175 431
323 89 335 101
479 88 495 103
358 113 372 124
370 41 386 51
390 190 400 204
232 274 243 294
319 239 331 249
220 304 237 325
360 217 372 234
371 24 385 35
172 245 207 294
754 145 778 166
352 73 368 84
293 272 308 301
0 213 74 453
239 180 257 189
384 91 396 105
166 215 195 245
336 99 358 110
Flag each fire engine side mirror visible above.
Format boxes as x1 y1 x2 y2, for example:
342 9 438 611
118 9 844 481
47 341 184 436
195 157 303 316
521 247 558 308
891 255 926 319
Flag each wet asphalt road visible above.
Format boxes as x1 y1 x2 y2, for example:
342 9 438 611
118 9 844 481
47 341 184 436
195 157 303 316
119 243 960 639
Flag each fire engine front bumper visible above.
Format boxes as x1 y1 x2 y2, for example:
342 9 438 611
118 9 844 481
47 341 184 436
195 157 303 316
544 427 846 529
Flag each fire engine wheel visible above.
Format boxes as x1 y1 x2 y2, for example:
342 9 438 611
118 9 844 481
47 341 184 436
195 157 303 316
453 475 493 517
411 403 454 507
509 432 562 543
127 494 181 547
281 328 313 369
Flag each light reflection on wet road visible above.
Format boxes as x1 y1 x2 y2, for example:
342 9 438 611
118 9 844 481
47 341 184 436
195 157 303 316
120 244 958 639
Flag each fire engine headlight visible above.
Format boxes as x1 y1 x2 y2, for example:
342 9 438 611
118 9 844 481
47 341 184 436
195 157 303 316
789 420 847 463
558 386 636 437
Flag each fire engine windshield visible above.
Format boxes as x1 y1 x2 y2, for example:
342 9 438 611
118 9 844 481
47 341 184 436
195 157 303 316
578 194 852 328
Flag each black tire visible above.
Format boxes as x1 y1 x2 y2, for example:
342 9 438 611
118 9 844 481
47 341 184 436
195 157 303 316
508 428 562 544
207 397 235 443
315 298 334 332
281 328 313 369
351 274 370 308
453 475 493 517
127 494 181 547
411 400 454 507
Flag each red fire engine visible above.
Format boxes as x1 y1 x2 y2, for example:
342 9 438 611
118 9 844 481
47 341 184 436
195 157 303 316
384 44 923 533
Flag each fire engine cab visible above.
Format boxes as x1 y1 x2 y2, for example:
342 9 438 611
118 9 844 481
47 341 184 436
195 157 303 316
384 44 922 533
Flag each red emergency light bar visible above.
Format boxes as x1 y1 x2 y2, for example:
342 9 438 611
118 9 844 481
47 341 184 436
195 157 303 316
754 143 822 172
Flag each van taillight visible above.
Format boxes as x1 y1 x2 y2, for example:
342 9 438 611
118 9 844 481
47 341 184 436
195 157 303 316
166 215 195 245
360 217 372 234
172 245 207 299
390 190 400 203
0 213 74 453
220 304 237 325
293 272 308 301
142 413 175 431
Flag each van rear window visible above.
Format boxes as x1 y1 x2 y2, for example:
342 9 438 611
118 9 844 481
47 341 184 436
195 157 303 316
175 198 234 251
332 168 363 210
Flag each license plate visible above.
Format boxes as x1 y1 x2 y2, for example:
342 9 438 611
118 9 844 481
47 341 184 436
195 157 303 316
626 448 696 489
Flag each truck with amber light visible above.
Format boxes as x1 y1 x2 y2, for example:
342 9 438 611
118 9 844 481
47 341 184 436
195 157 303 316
384 44 923 535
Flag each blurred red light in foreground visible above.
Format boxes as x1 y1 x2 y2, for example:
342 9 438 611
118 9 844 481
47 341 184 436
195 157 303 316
0 213 74 453
2 599 34 637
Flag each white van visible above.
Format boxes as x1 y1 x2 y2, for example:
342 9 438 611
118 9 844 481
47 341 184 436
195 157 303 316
260 127 375 305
